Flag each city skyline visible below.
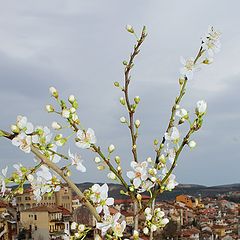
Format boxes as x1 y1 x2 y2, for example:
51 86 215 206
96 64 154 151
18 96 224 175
0 1 239 186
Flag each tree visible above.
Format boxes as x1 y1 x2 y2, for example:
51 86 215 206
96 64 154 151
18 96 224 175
0 25 221 239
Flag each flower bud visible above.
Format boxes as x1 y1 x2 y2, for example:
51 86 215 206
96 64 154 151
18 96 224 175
134 96 140 104
129 185 135 192
70 107 76 113
11 125 20 134
143 227 149 235
122 60 128 66
57 138 67 146
196 100 207 116
94 157 101 163
134 119 140 128
68 95 75 103
147 157 152 163
202 58 213 64
51 121 62 130
54 134 63 141
120 117 126 123
136 193 142 201
126 24 134 34
154 139 158 145
119 97 125 105
107 172 116 180
179 77 185 85
49 86 58 98
115 156 121 164
108 144 115 153
117 166 122 173
114 81 120 87
78 224 85 232
62 109 70 118
97 165 105 170
46 104 54 113
72 100 78 109
188 140 197 148
159 154 166 164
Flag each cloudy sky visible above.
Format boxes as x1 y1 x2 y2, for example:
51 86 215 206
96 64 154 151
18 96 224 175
0 1 239 186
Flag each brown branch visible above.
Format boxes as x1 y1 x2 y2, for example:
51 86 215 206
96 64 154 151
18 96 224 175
123 26 147 163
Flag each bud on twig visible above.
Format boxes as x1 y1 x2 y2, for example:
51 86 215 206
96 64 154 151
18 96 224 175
126 24 134 34
108 144 115 153
49 87 58 98
46 104 54 113
68 95 75 104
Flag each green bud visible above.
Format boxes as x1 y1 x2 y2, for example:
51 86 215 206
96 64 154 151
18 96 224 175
68 95 75 104
122 61 128 66
134 96 140 104
154 139 158 145
0 130 6 137
119 97 125 105
49 87 58 98
179 77 185 85
126 24 134 34
114 82 120 87
129 186 135 192
54 134 63 141
11 125 20 134
72 100 78 109
131 104 137 111
115 156 121 164
160 143 164 149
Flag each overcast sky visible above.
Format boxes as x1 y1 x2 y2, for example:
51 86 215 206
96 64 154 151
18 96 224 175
0 1 239 186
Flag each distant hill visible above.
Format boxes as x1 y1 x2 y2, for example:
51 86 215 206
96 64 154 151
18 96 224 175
13 182 240 201
74 182 240 201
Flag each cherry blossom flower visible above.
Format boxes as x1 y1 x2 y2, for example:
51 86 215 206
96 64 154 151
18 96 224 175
176 108 188 118
90 183 114 215
16 115 34 134
127 161 148 189
96 212 125 236
76 128 96 149
164 127 180 144
68 149 86 172
180 57 195 79
202 26 221 57
12 133 32 153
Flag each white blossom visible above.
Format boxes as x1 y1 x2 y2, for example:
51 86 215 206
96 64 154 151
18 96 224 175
76 128 96 149
12 133 32 153
90 183 114 215
127 161 148 189
180 57 195 79
164 127 180 143
68 149 86 172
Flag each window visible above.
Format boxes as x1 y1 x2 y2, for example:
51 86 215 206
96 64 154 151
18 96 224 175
34 215 37 220
35 226 37 231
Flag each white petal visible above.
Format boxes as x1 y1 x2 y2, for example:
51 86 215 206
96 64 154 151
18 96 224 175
126 171 135 179
133 178 141 188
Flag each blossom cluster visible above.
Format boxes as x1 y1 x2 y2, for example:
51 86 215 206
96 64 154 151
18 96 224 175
85 183 127 237
143 207 169 235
